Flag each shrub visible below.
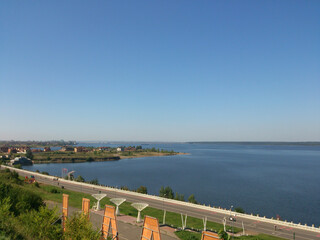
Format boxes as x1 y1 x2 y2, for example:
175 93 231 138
50 188 60 194
19 206 62 240
63 213 100 240
136 186 147 194
235 207 245 214
188 194 198 204
0 182 43 215
75 175 85 182
86 157 94 162
88 178 99 185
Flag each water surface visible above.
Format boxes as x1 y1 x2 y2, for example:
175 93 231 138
24 142 320 226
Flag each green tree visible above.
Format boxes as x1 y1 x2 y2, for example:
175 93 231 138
235 207 245 213
19 206 62 240
159 186 165 197
75 175 85 182
63 213 100 240
159 186 174 199
218 229 230 240
86 157 94 162
174 192 185 201
89 178 99 185
136 186 148 194
164 186 174 199
26 149 33 160
188 194 198 204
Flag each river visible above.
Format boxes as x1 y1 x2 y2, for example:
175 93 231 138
23 142 320 226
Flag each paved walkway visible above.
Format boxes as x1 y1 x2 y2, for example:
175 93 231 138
46 201 179 240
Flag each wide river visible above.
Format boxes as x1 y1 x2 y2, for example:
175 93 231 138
23 142 320 226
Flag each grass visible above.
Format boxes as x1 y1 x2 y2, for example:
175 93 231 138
0 170 287 240
14 150 181 163
235 234 287 240
19 180 241 233
175 230 201 240
175 231 287 240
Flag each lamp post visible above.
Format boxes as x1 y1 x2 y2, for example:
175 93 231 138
230 205 234 240
163 193 167 225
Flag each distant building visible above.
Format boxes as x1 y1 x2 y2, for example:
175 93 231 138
44 147 51 152
17 147 30 153
9 157 33 166
74 147 87 152
116 147 123 152
8 148 17 154
61 146 74 152
124 147 136 152
0 147 8 153
98 147 110 151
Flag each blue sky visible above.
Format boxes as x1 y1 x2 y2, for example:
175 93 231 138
0 1 319 141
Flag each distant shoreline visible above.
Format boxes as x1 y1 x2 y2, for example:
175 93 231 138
31 152 189 164
187 141 320 146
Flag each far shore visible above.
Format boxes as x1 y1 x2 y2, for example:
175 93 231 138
31 152 189 164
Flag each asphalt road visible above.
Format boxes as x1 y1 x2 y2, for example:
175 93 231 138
14 170 320 240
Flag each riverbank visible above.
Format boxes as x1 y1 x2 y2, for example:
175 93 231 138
30 152 189 164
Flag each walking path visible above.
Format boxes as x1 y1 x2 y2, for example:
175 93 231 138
46 201 179 240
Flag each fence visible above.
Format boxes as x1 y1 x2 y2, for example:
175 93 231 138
1 165 319 233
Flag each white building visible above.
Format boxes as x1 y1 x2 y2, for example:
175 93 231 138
9 157 33 166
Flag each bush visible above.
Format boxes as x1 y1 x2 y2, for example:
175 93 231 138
88 178 99 185
19 206 62 239
50 188 60 194
0 182 43 215
63 213 100 240
188 194 198 204
86 157 94 162
13 164 22 169
235 207 245 214
75 175 85 182
136 186 147 194
120 186 130 191
159 186 174 199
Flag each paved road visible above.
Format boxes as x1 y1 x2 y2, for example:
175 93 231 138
12 169 320 240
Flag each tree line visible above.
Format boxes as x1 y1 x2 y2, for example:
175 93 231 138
0 169 99 239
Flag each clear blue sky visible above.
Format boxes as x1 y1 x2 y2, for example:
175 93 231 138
0 1 319 141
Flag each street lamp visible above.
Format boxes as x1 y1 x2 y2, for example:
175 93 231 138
230 205 234 240
162 193 167 225
229 205 233 217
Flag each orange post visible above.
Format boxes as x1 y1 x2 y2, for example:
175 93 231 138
82 198 90 219
62 194 69 232
140 216 161 240
201 231 221 240
102 205 118 240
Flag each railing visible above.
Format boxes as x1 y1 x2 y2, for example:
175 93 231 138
1 165 319 233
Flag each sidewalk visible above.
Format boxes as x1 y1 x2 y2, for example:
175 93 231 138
46 201 179 240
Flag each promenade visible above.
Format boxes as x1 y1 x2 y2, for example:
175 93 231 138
2 166 320 240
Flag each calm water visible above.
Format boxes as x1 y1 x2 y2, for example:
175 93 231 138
24 142 320 226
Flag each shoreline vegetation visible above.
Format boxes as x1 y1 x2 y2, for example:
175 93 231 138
0 141 188 164
31 152 188 164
